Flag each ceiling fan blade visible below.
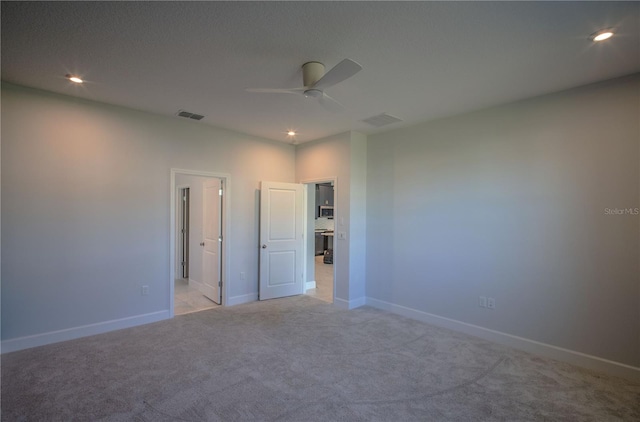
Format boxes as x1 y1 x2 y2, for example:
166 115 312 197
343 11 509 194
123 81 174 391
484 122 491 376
245 87 305 94
318 92 345 113
311 59 362 90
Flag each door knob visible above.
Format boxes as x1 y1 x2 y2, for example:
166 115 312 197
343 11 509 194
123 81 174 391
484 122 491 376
200 242 205 246
262 244 267 249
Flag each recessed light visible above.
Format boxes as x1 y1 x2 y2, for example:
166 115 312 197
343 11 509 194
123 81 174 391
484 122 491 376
287 131 296 136
590 29 614 42
65 74 83 83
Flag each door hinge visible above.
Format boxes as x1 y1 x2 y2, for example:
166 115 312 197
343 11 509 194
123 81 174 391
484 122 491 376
219 189 223 196
218 236 223 242
218 281 221 287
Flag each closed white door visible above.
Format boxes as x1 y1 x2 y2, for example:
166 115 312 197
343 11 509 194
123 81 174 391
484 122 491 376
202 178 221 304
259 181 304 300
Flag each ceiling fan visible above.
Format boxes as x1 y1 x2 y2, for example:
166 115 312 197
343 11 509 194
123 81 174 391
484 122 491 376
246 59 362 112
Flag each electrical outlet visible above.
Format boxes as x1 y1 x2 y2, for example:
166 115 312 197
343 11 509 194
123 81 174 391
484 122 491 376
487 297 495 309
479 296 487 308
141 285 149 296
240 272 246 281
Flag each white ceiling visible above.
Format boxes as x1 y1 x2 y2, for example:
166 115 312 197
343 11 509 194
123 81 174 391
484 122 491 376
2 1 638 144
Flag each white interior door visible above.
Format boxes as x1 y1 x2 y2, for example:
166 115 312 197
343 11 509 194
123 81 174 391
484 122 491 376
202 178 221 304
259 181 304 300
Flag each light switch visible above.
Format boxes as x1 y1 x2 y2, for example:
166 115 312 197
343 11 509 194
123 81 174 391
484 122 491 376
338 232 346 240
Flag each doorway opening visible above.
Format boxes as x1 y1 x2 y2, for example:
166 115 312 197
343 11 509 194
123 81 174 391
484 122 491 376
170 169 231 316
304 180 335 303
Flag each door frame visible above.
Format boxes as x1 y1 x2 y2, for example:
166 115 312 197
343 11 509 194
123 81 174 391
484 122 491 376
170 168 231 316
175 184 190 279
301 176 337 303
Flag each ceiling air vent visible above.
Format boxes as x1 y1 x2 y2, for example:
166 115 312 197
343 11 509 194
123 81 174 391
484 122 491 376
361 113 403 128
176 110 205 121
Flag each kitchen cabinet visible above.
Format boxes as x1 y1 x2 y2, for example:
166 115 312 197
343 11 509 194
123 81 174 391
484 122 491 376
322 231 334 264
322 231 334 250
315 230 334 255
315 231 325 256
315 184 334 218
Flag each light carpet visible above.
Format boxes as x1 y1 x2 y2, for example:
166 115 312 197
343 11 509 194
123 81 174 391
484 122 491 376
2 295 638 421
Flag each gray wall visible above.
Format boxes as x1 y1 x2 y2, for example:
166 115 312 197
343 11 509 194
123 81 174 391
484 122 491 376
296 131 367 307
1 83 295 341
366 74 640 367
348 132 367 302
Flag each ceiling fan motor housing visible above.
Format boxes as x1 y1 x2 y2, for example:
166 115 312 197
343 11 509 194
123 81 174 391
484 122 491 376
302 61 325 87
303 89 323 98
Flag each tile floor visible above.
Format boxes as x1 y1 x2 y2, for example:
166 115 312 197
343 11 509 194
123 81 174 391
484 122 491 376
306 255 334 303
174 278 219 315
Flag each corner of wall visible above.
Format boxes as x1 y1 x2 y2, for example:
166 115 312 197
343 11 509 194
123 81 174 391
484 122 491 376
348 132 367 301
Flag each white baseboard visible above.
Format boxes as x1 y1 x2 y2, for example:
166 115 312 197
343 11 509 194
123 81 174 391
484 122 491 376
227 292 258 306
334 296 366 310
305 280 317 291
1 310 170 354
365 297 640 383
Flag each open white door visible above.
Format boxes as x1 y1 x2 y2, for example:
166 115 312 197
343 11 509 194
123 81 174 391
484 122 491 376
259 181 304 300
202 178 222 304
